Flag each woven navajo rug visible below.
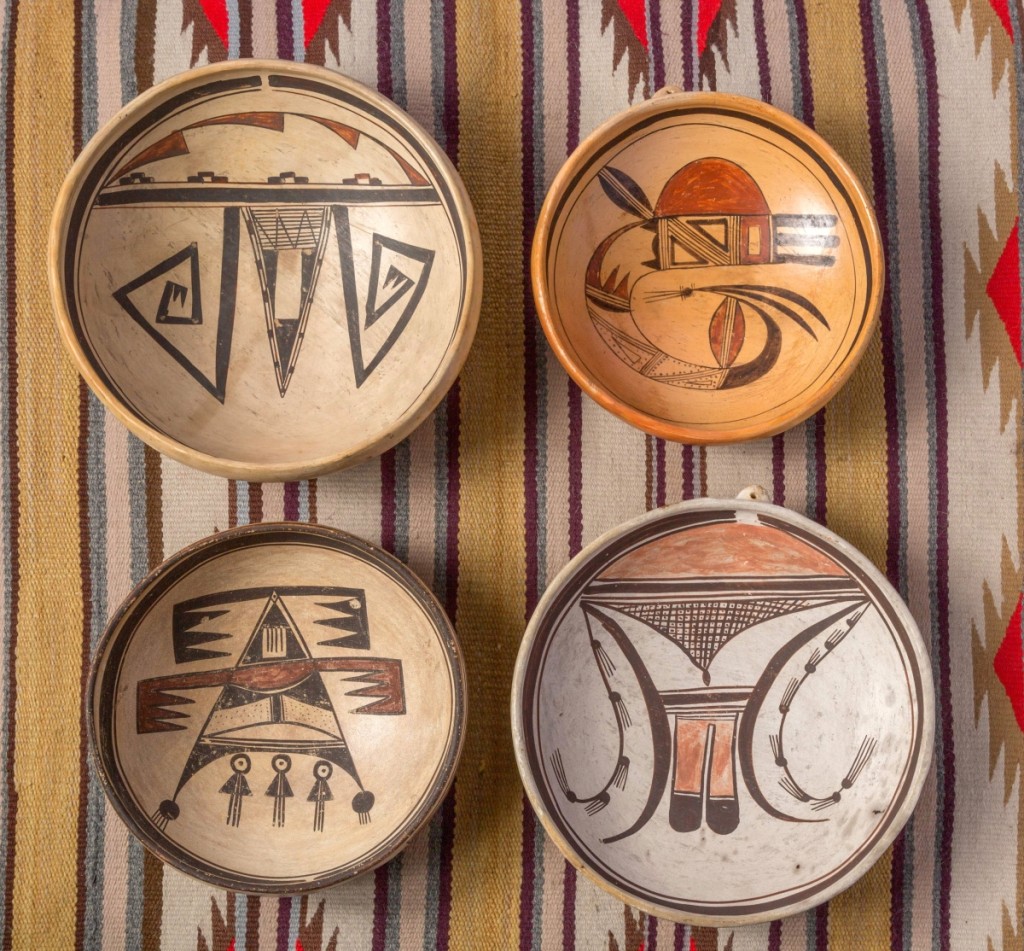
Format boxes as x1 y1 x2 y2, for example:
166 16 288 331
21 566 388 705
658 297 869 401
0 0 1021 948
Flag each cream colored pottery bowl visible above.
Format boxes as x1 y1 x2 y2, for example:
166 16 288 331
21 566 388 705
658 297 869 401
512 496 932 925
51 60 480 481
90 522 466 893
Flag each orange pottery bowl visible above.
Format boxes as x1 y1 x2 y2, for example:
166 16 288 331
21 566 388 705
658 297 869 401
532 89 883 444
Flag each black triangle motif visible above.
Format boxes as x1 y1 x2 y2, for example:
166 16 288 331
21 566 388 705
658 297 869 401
113 242 231 402
246 208 331 398
337 214 436 388
237 593 312 666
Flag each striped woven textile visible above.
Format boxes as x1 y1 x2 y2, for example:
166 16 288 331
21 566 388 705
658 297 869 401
1 0 1021 948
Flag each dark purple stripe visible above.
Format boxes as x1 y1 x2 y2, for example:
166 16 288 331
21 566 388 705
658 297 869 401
276 896 291 951
815 901 829 951
436 784 457 951
813 411 827 524
381 450 397 553
916 4 953 949
890 830 907 951
518 797 537 951
377 0 393 97
752 0 772 102
372 865 389 951
522 0 540 621
283 482 300 521
276 0 293 59
441 0 459 164
2 5 21 947
681 0 694 91
561 862 576 951
767 919 782 951
568 381 583 556
649 0 665 89
859 0 901 587
673 923 686 951
566 1 580 153
646 911 658 951
645 436 654 510
238 0 253 57
655 438 666 507
772 434 785 505
437 65 461 951
791 0 815 124
682 444 694 500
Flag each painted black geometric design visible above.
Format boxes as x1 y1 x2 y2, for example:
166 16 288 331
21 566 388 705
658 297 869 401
552 577 878 843
139 586 404 833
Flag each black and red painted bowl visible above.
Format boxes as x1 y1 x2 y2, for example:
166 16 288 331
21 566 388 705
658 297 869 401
89 522 466 893
511 493 932 925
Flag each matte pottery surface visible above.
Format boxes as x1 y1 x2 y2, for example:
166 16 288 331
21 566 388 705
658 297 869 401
533 91 883 444
90 523 465 893
51 61 480 480
512 500 933 925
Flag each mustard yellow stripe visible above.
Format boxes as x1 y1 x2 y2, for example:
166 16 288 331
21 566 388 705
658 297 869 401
10 2 82 949
804 4 892 949
449 0 526 948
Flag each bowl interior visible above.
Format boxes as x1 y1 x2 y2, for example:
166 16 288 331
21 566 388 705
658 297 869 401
91 524 464 893
54 62 477 477
514 500 932 924
534 94 882 443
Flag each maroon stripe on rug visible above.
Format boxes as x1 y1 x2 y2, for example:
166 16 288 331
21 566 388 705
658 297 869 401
858 0 901 586
655 438 666 507
308 479 318 523
915 4 953 948
815 901 829 950
248 481 264 523
518 797 537 951
74 381 92 951
645 436 654 511
283 482 300 521
649 0 665 89
245 895 260 951
752 0 772 102
238 0 253 57
377 0 393 97
772 435 785 505
682 443 695 501
276 0 293 59
1 5 21 946
521 0 540 620
681 0 694 90
228 480 238 528
372 864 389 951
276 896 291 951
381 450 397 552
73 4 91 944
768 919 782 951
134 0 156 92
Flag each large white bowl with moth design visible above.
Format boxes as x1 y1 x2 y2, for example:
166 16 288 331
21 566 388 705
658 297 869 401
511 497 933 925
50 60 480 480
89 522 466 893
532 89 883 444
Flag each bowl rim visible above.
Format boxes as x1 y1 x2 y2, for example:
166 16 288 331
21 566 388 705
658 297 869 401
87 520 468 894
49 59 482 482
530 89 885 445
510 496 934 926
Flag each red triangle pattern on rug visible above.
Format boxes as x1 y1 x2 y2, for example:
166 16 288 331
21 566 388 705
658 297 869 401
616 0 648 49
196 0 228 46
304 0 335 46
697 0 724 55
989 0 1014 38
986 219 1022 366
995 593 1024 732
